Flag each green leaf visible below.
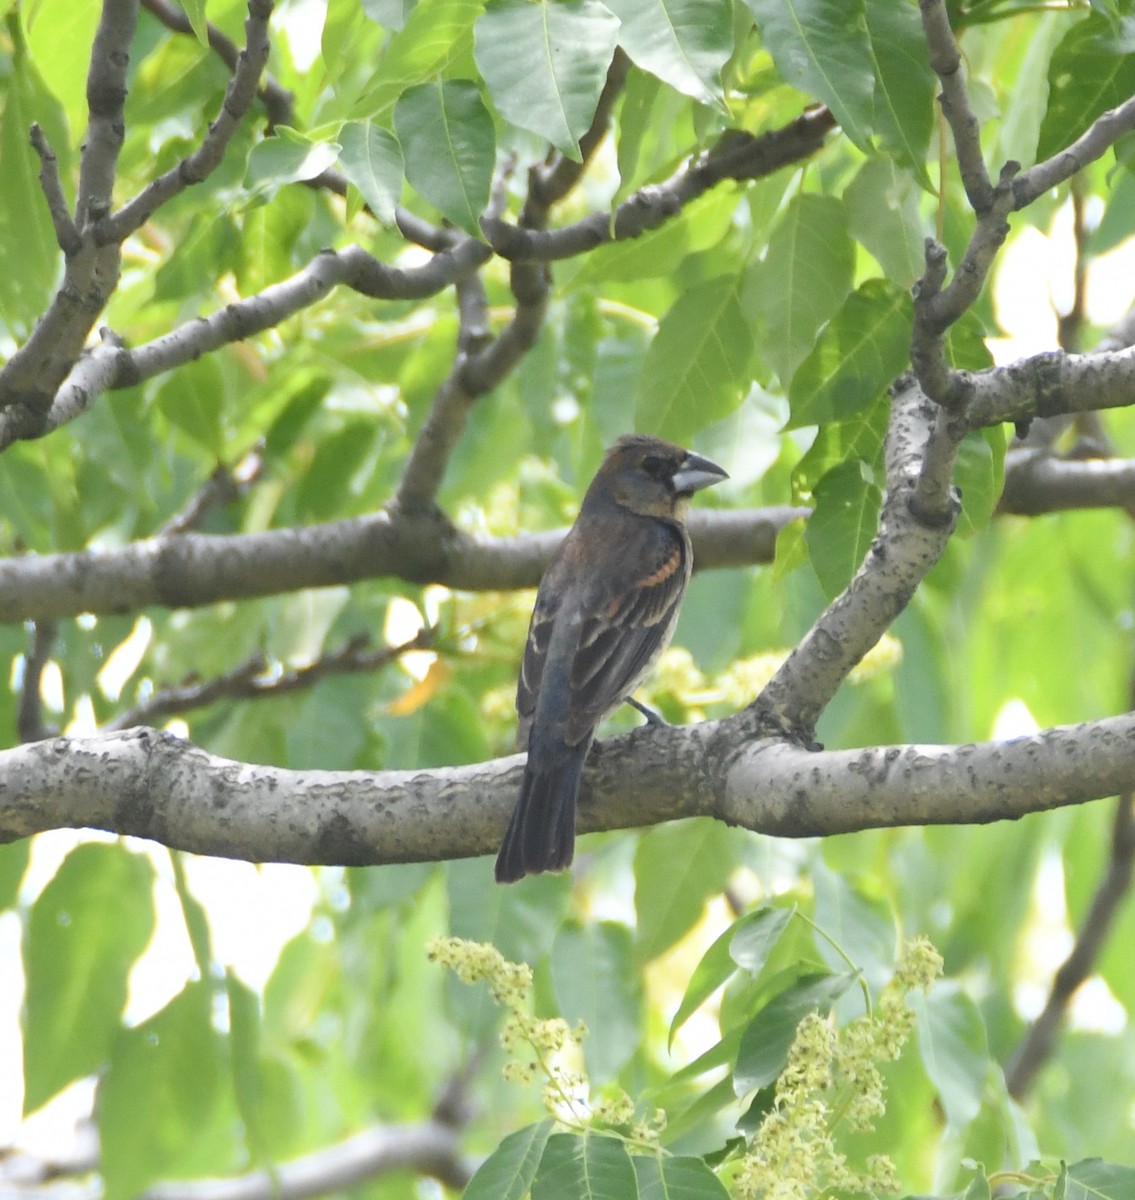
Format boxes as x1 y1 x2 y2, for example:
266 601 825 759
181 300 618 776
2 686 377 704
746 194 856 387
551 922 642 1082
180 0 209 45
742 0 875 150
23 844 155 1114
153 354 226 457
226 971 269 1162
913 983 989 1131
602 0 732 108
0 841 29 911
667 904 797 1047
635 274 754 443
845 158 926 288
864 0 935 183
734 971 857 1094
1065 1159 1135 1200
21 0 101 136
474 0 621 161
632 1154 732 1199
352 0 482 122
634 820 738 964
337 121 404 224
465 1121 556 1200
805 458 882 598
394 79 495 235
99 981 228 1200
245 128 342 191
1037 15 1135 163
953 428 1004 538
790 392 889 501
0 48 68 331
729 906 796 973
532 1132 639 1200
787 280 912 430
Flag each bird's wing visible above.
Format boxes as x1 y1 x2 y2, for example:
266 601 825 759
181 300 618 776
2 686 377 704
516 583 559 745
564 519 689 744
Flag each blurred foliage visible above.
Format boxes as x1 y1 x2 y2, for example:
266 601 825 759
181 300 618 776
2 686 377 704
2 0 1135 1197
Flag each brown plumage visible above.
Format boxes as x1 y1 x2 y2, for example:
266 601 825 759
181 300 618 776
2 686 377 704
495 434 728 883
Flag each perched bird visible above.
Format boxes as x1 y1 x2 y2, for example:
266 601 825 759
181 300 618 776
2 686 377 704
495 434 728 883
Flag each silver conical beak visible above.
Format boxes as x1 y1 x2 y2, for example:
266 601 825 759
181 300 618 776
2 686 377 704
671 451 728 495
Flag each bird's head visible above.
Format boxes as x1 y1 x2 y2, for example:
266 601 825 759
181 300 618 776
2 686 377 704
593 434 728 519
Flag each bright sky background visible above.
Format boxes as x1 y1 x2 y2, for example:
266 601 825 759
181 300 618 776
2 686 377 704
3 200 1135 1155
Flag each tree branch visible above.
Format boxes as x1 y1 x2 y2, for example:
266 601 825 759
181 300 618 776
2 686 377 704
1004 793 1135 1100
0 506 801 625
748 381 959 740
103 630 434 731
104 0 274 242
4 712 1135 865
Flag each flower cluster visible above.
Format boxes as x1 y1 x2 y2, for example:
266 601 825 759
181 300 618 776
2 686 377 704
730 937 942 1200
427 936 587 1119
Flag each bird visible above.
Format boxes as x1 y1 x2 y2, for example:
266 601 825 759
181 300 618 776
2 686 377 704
495 434 728 883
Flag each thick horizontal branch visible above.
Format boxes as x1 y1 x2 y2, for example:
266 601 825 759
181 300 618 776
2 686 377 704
0 505 802 624
966 343 1135 429
999 449 1135 515
3 711 1133 866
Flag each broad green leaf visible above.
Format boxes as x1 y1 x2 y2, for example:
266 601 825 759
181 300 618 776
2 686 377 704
180 0 209 45
602 0 732 108
913 983 989 1131
669 920 745 1048
226 972 269 1162
474 0 621 160
352 0 482 122
0 841 29 911
465 1121 556 1200
532 1132 638 1200
337 122 404 225
99 981 228 1200
746 194 856 386
447 857 572 968
729 906 795 973
20 0 101 136
1065 1159 1135 1200
734 971 857 1094
394 79 494 235
845 158 925 288
632 1154 732 1199
787 280 912 430
811 861 895 981
0 47 68 331
551 922 641 1082
245 128 342 191
790 392 889 501
1037 15 1135 163
864 0 935 183
742 0 875 150
23 844 155 1114
805 458 882 599
953 428 1004 538
634 820 738 964
635 274 754 443
154 354 226 457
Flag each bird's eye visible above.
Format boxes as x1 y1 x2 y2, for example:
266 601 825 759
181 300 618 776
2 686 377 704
641 455 666 477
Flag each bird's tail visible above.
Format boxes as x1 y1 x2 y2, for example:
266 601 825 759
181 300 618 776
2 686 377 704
494 741 589 883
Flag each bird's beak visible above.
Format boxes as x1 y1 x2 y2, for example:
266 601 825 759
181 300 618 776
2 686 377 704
672 451 728 495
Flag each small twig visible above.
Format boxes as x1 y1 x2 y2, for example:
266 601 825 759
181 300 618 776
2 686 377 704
919 0 993 212
16 621 60 744
104 629 434 732
105 0 275 242
1005 793 1135 1100
140 0 294 127
158 447 264 536
28 125 81 255
77 0 139 227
